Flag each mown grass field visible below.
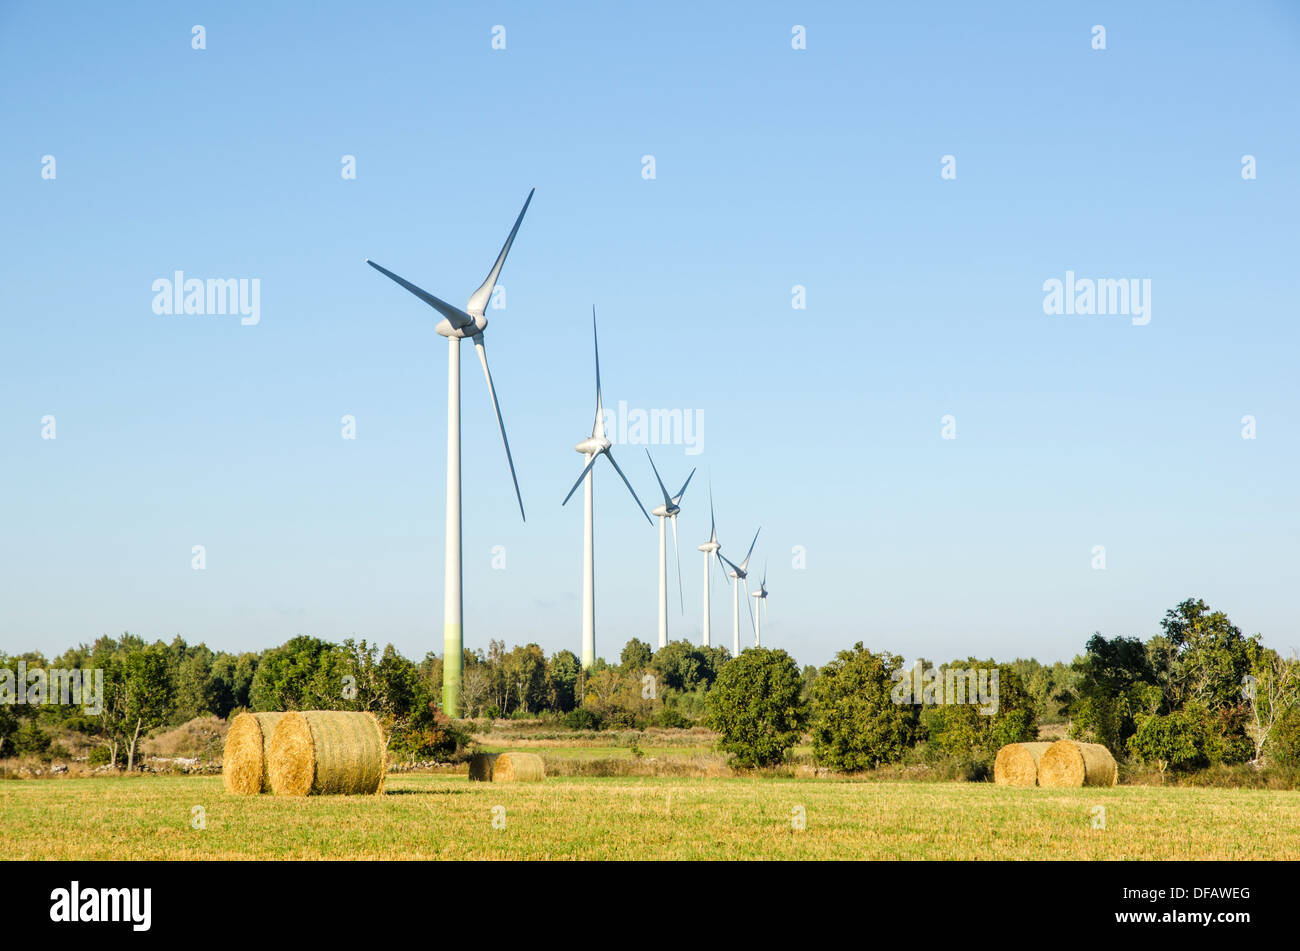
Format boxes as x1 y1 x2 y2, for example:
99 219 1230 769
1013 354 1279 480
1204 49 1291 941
3 774 1298 860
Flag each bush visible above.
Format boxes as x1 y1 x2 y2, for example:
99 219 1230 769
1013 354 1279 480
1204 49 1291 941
10 722 52 759
1128 709 1206 773
388 708 471 762
651 708 692 730
87 746 113 768
564 708 604 731
810 644 918 771
705 648 806 767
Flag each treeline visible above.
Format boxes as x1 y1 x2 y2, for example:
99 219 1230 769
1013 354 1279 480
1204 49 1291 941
2 597 1297 780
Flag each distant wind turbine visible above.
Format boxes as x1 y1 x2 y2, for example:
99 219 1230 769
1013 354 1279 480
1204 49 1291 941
365 188 534 718
750 561 769 646
562 309 652 669
696 486 725 647
719 527 760 657
646 451 696 648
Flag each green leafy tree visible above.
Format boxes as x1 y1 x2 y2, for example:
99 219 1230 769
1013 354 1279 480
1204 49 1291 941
620 638 653 673
705 648 806 767
922 659 1038 773
1128 709 1206 774
502 644 547 714
119 646 175 770
546 650 581 713
652 640 718 693
249 636 345 711
1069 634 1158 752
810 643 917 771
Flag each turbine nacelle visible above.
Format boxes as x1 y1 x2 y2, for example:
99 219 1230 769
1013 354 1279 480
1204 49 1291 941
697 540 720 553
651 502 680 518
435 316 484 339
575 435 611 456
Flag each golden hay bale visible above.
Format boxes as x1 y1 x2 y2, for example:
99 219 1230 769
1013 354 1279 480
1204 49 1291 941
267 711 387 796
468 752 499 782
492 752 545 783
1038 739 1118 788
993 742 1054 787
222 712 284 795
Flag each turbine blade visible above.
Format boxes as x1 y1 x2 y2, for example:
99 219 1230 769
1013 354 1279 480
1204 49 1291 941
744 578 754 632
742 527 761 570
366 260 473 328
714 550 730 587
645 450 673 507
473 336 524 521
562 452 601 507
718 552 741 576
674 468 696 504
591 307 605 437
466 188 534 317
603 449 652 524
671 513 684 613
708 483 716 541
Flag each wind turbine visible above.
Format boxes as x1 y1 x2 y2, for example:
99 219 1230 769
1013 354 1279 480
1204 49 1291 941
719 527 760 657
646 451 696 649
562 309 651 669
365 188 533 718
751 561 769 646
697 487 725 647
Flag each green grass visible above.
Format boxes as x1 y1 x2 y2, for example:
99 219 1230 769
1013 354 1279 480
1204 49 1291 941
4 774 1299 860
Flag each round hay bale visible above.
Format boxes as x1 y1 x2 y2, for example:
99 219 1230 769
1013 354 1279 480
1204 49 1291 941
468 752 499 782
1038 739 1118 788
222 712 284 795
492 752 545 783
268 711 387 796
993 742 1054 787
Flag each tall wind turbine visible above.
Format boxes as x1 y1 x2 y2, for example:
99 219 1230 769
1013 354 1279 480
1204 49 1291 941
751 561 769 646
719 528 760 657
646 451 695 648
697 487 724 647
365 188 533 717
562 309 651 669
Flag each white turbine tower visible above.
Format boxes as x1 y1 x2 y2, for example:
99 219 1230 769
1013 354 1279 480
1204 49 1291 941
751 561 769 646
719 528 760 657
646 451 695 648
365 188 533 718
696 487 725 647
562 309 651 669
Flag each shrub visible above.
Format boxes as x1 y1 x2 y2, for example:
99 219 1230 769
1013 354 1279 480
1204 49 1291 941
810 644 917 771
388 708 471 762
87 746 113 768
705 648 806 768
652 708 692 730
1128 709 1206 773
564 708 604 731
10 722 52 759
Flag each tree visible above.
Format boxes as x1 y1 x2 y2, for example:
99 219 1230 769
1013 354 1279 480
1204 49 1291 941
582 668 657 727
651 640 718 693
1245 649 1300 766
705 648 806 767
1069 634 1158 752
249 636 345 711
922 659 1037 773
119 647 175 770
620 639 653 673
546 650 581 712
502 644 547 714
810 643 917 771
1128 709 1206 774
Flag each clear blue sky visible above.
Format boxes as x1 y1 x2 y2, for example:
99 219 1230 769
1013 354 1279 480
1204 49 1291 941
2 1 1297 667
